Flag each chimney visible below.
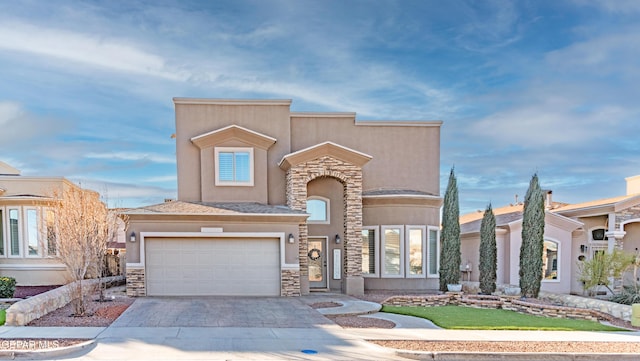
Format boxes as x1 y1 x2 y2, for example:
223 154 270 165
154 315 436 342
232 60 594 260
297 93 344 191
625 175 640 195
544 190 553 209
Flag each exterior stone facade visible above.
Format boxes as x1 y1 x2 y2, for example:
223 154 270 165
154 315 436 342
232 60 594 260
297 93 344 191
285 155 364 295
126 268 146 297
617 205 640 229
281 269 301 296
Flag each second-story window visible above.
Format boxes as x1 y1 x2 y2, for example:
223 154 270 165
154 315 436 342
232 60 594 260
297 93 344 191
214 147 254 186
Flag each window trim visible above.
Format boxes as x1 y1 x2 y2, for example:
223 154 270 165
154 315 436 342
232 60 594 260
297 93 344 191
381 225 405 278
45 209 58 257
361 226 379 278
427 226 440 278
0 207 5 257
542 238 560 283
306 196 330 224
24 207 40 258
405 225 426 278
8 208 22 258
214 147 254 186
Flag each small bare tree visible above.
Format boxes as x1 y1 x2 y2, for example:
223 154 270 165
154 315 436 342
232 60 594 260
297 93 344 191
46 185 119 316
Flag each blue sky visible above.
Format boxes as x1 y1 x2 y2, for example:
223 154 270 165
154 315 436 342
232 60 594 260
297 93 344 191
1 0 639 213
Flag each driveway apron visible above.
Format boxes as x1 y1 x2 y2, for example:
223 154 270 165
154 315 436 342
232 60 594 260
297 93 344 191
110 296 335 328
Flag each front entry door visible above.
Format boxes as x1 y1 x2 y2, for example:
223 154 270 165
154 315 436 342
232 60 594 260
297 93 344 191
308 237 328 289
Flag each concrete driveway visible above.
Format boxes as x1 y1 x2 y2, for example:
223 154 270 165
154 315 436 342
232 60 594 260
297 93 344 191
110 296 335 328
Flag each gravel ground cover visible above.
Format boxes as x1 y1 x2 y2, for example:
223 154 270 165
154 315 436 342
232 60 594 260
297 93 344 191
371 340 640 354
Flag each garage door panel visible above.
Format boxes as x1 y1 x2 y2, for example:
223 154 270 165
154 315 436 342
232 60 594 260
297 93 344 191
146 237 280 296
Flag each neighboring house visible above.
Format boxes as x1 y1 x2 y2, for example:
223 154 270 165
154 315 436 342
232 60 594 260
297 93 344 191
125 98 443 297
0 161 70 285
460 177 640 295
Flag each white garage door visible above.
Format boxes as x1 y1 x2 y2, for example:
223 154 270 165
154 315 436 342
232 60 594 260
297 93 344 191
146 237 281 296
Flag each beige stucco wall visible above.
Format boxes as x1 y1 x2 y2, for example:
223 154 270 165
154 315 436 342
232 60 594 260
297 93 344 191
290 116 441 196
174 101 292 204
0 177 68 198
126 217 301 265
0 258 68 286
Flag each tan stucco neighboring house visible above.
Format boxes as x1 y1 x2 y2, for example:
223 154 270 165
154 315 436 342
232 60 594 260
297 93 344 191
460 177 640 296
0 161 72 285
125 98 443 297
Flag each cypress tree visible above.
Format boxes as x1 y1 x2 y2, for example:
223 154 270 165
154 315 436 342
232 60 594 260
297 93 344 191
519 174 546 298
439 167 461 291
479 203 497 295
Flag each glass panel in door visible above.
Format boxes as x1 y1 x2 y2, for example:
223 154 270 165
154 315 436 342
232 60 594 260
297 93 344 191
308 237 327 288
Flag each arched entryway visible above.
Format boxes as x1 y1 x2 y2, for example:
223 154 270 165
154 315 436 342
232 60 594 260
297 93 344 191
279 142 372 295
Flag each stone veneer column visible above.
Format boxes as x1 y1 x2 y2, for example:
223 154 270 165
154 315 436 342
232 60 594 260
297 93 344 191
126 268 146 296
281 269 301 296
286 155 364 296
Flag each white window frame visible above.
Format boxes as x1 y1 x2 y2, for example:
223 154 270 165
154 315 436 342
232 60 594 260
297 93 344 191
542 237 560 283
45 209 58 257
405 225 426 278
361 226 379 278
214 147 254 186
427 226 440 278
8 207 22 258
381 225 404 278
306 196 330 224
24 207 41 258
0 207 5 257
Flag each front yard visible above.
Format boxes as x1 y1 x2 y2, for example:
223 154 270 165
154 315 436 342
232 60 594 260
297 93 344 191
382 305 626 331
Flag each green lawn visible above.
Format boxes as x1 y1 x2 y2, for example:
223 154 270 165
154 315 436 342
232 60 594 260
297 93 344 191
0 309 5 326
382 305 625 331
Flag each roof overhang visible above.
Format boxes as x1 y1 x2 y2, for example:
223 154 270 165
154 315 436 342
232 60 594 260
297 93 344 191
363 194 443 208
279 141 372 171
191 125 277 150
553 194 640 218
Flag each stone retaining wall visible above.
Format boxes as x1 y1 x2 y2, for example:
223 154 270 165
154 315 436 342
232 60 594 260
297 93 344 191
5 276 124 326
539 291 632 321
383 291 622 323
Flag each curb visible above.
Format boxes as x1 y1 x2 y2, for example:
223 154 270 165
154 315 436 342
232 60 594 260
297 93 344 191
396 350 640 360
0 339 95 359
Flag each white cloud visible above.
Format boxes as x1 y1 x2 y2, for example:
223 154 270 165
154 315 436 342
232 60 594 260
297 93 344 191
84 152 176 164
0 21 187 81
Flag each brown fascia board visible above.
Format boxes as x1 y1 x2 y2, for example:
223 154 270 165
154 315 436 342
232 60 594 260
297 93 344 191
173 98 292 106
127 212 309 223
363 195 443 208
190 125 277 150
290 112 357 119
279 141 373 171
355 120 443 127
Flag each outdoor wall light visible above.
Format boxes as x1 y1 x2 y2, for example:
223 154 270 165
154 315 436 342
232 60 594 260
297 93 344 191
580 244 588 253
130 231 136 243
335 234 341 244
288 233 295 244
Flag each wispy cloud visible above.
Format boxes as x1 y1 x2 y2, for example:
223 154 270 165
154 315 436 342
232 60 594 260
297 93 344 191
84 152 176 164
0 21 186 81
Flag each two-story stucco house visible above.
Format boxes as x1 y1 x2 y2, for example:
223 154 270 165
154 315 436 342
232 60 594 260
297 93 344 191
125 98 443 297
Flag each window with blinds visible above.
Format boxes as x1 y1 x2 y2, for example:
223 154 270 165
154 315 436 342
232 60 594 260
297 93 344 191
214 147 254 186
362 228 378 276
